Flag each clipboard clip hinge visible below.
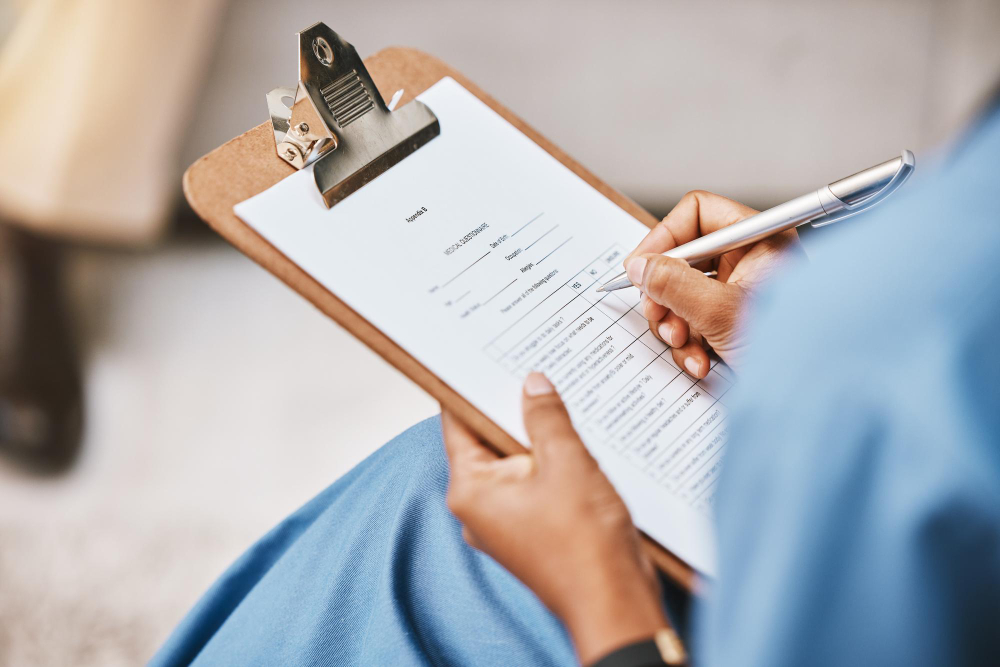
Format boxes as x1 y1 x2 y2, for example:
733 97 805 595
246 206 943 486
265 23 440 208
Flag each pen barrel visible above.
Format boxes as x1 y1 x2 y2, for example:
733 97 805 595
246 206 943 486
666 192 827 265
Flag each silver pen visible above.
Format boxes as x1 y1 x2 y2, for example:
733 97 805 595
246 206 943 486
597 150 916 292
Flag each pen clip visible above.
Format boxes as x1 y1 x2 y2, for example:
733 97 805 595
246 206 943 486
810 149 916 228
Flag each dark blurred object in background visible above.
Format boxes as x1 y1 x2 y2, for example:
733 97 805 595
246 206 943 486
0 225 81 472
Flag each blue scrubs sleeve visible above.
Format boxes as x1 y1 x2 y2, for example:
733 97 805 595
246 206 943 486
695 108 1000 667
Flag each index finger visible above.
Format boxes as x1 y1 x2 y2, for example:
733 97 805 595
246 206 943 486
441 409 499 473
628 190 758 260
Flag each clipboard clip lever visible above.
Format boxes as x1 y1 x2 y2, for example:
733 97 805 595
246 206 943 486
266 23 440 208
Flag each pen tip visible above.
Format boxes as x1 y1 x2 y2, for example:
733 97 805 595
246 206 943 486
595 285 606 292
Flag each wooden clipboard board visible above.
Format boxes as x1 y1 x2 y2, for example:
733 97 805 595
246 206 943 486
183 46 697 591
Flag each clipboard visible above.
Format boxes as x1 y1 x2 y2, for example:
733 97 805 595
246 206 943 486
183 24 697 592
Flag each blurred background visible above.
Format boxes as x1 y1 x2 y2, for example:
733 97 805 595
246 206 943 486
1 0 998 664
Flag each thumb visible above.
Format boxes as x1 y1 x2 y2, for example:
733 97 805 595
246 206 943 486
627 254 744 338
521 373 593 468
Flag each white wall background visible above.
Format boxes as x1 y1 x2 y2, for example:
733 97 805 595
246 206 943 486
184 0 1000 211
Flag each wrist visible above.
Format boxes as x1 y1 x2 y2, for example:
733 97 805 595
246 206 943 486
570 612 669 666
560 569 669 665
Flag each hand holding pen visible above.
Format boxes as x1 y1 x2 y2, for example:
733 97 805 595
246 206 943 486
607 152 914 378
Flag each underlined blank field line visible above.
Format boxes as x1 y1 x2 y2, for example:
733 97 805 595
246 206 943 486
525 225 559 251
511 212 545 236
456 290 471 302
436 251 491 290
483 279 518 305
537 237 573 264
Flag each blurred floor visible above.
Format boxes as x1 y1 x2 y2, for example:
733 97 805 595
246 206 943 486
0 239 436 665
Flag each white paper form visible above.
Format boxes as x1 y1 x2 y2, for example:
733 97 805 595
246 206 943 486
235 77 733 575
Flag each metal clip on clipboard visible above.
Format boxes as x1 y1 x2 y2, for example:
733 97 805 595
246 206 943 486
265 23 440 208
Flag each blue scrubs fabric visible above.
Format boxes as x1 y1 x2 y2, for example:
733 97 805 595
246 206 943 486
150 417 576 666
695 106 1000 666
154 106 1000 666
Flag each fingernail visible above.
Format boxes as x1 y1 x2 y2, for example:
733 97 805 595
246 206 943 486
524 372 555 396
625 257 647 286
658 322 675 347
684 357 701 376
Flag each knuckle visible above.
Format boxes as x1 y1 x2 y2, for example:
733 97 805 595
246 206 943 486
644 258 676 296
